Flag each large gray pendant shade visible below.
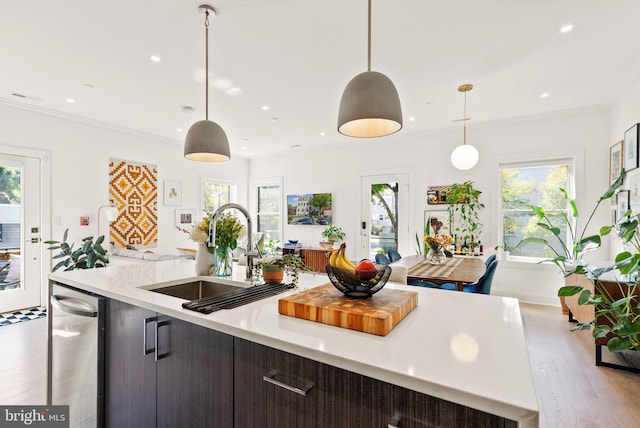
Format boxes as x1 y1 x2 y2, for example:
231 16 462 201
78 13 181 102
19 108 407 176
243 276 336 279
184 4 230 162
337 0 402 138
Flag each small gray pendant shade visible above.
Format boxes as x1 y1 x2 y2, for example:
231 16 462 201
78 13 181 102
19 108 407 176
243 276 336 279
184 5 230 162
337 0 402 138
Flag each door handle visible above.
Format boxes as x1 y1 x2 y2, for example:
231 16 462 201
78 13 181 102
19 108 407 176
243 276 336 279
143 317 157 356
155 320 170 361
262 370 314 396
51 295 98 317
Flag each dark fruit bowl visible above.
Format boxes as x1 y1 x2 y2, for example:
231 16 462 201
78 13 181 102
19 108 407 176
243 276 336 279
326 264 391 298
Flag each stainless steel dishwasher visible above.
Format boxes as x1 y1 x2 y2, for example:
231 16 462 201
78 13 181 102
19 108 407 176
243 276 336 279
49 282 105 428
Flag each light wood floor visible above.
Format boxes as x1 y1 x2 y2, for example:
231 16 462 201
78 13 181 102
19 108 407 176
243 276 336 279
0 305 639 427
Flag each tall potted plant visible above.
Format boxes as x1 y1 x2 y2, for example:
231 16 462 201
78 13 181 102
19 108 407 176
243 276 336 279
515 171 625 315
559 207 640 359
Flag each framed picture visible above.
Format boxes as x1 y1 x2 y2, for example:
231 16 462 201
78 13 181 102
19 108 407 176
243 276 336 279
424 210 450 235
286 193 332 225
174 209 196 228
617 190 630 221
164 180 182 206
630 173 640 210
624 124 639 172
610 140 623 185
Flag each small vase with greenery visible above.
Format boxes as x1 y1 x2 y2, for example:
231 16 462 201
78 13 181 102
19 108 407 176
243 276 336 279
45 228 110 271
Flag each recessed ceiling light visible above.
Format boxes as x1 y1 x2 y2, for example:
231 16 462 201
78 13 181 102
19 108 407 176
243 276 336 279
242 146 247 150
540 93 549 99
66 98 75 103
408 116 415 122
272 117 279 122
560 24 574 33
150 55 161 62
182 106 194 113
261 105 270 111
320 132 326 136
82 83 95 89
176 128 183 132
290 144 301 148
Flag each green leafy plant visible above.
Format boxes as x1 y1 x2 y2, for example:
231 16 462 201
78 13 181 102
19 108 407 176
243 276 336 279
255 253 308 287
45 228 109 271
558 207 640 353
321 225 346 242
515 171 624 276
445 181 483 244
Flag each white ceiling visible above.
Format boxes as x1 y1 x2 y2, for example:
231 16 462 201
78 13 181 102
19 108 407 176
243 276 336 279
1 0 639 158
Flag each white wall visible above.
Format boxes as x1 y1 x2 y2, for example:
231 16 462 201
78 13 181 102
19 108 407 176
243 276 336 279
0 103 250 256
250 107 611 305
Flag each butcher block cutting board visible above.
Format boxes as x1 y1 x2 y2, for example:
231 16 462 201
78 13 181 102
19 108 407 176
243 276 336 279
278 283 418 336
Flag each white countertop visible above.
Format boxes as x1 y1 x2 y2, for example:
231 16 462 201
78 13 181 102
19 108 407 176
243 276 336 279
49 259 538 427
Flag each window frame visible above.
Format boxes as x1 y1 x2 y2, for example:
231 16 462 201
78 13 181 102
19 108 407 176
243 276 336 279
498 158 575 262
250 177 283 244
200 177 238 216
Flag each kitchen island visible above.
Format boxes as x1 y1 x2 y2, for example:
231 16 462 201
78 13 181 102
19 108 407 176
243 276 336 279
48 258 538 427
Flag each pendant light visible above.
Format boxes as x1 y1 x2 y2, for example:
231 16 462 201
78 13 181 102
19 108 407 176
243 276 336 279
450 84 479 170
337 0 402 138
184 4 230 162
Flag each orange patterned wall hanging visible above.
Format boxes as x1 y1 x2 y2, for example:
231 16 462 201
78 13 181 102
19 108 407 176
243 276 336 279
109 158 158 248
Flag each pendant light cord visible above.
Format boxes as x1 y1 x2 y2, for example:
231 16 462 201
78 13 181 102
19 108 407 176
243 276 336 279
367 0 371 72
205 9 210 121
463 89 467 146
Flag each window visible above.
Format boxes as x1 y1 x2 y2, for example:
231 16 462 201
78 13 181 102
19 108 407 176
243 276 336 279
202 179 237 214
256 183 281 242
500 159 573 259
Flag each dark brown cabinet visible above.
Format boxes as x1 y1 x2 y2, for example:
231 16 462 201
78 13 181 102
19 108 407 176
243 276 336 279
105 299 233 428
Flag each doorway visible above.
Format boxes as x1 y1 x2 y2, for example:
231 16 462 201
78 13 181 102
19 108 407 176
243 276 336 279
0 154 42 313
360 173 409 261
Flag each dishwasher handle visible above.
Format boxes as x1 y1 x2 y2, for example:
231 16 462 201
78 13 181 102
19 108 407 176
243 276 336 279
51 294 98 317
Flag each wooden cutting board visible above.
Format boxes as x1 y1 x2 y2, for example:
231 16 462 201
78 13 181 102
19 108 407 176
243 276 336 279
278 283 418 336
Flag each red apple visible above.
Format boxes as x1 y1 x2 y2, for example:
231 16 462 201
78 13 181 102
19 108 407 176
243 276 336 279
355 259 378 281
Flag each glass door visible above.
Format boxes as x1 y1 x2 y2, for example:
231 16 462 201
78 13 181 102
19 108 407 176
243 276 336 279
0 154 41 313
360 173 408 261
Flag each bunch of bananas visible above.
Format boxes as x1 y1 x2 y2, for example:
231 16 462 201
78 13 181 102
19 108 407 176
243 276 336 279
329 243 356 271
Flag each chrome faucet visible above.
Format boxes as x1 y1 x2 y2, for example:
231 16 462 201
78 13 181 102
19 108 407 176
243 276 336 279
208 203 257 281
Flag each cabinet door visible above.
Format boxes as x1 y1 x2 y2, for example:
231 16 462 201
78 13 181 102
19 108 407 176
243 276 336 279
156 316 233 428
104 299 157 428
234 338 317 427
315 362 364 427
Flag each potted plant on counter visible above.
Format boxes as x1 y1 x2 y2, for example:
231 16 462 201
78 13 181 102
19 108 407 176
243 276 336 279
255 253 308 287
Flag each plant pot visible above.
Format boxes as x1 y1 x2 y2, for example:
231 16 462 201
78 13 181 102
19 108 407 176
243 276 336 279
262 264 284 283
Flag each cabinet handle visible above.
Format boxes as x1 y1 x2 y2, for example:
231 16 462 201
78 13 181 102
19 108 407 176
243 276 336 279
155 320 170 362
262 370 314 397
143 317 157 356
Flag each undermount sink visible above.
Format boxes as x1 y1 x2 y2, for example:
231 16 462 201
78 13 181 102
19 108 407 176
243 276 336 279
149 281 246 301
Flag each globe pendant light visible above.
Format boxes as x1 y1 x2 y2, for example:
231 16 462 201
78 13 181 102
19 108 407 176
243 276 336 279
338 0 402 138
184 5 230 162
451 84 479 170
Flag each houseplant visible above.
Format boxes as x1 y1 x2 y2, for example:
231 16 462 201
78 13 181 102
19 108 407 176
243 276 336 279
255 253 307 286
445 181 483 248
515 171 625 314
559 206 640 355
45 228 110 271
320 225 346 248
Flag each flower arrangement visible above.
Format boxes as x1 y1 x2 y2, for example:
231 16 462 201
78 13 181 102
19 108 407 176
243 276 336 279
178 212 245 249
424 234 453 251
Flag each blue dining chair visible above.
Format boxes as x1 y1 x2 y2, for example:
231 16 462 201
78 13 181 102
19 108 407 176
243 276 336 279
407 279 442 289
375 253 391 265
387 249 402 263
438 260 498 294
484 254 497 267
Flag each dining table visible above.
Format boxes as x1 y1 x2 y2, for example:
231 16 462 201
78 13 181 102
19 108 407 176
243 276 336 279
392 254 486 291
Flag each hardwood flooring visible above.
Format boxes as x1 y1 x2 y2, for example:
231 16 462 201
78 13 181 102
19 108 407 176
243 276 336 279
0 317 46 405
0 305 638 427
